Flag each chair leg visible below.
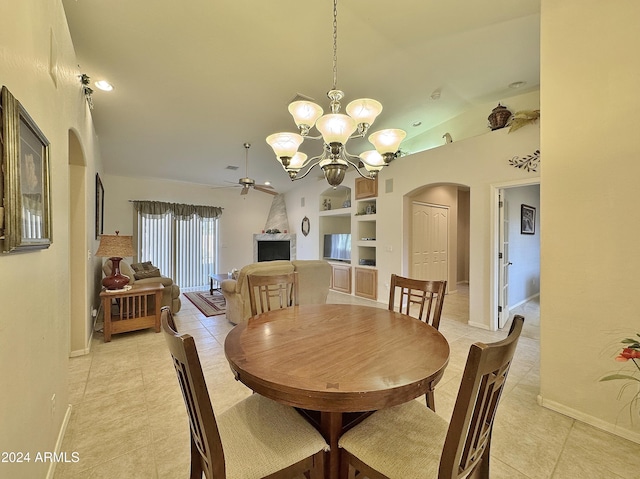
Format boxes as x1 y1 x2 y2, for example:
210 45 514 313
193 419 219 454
426 390 436 412
309 451 325 479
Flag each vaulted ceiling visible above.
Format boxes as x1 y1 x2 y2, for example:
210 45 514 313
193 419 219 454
63 0 540 194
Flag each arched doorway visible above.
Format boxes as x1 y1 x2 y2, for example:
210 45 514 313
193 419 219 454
405 183 470 298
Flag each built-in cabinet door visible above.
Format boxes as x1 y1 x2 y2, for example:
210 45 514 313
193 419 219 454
355 177 378 199
331 264 352 294
354 267 377 300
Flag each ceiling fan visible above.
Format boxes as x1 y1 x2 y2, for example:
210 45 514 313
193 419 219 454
219 143 278 196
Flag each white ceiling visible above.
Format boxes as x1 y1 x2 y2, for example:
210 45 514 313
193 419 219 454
62 0 540 195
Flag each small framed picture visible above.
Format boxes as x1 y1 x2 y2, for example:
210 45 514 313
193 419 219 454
521 204 536 235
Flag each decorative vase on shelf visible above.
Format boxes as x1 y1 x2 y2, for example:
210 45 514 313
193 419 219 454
488 103 512 131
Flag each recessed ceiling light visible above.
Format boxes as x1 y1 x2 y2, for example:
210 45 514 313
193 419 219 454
264 181 271 186
508 81 526 89
95 80 114 91
412 121 422 127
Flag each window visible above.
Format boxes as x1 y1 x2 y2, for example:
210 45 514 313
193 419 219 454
133 201 222 291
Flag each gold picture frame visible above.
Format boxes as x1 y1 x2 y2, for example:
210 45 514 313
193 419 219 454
1 86 52 252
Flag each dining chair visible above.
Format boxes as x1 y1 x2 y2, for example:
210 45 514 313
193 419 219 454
338 315 525 479
247 272 299 317
161 309 327 479
389 274 447 410
388 274 447 329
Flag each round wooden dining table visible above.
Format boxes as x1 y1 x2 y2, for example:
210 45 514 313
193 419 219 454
224 304 450 479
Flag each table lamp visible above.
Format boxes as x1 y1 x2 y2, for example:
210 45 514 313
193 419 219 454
96 231 135 290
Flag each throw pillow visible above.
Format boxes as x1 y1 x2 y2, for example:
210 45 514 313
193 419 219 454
133 268 161 280
130 261 162 280
130 261 153 272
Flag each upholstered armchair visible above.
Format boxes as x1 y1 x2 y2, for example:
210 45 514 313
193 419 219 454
103 259 182 313
221 259 331 324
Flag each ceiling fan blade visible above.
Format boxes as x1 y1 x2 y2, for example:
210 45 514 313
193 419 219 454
240 186 249 195
254 185 278 196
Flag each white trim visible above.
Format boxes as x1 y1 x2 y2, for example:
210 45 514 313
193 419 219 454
489 179 541 331
538 395 640 445
509 292 540 310
69 312 97 357
468 320 491 331
45 404 73 479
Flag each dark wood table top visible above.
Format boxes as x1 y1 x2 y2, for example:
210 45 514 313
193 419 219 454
224 304 450 413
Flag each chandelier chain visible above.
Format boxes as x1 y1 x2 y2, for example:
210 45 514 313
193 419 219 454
332 0 338 90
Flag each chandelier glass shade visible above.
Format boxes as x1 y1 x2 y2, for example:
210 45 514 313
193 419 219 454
266 0 406 188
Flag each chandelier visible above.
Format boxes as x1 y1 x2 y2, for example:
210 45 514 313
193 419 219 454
266 0 406 188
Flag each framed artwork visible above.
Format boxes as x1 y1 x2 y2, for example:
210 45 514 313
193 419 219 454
521 204 536 235
95 173 104 239
1 86 52 252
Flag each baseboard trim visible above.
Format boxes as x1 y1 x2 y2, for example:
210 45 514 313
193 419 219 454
70 314 97 357
468 320 491 331
509 292 540 310
46 404 73 479
538 395 640 445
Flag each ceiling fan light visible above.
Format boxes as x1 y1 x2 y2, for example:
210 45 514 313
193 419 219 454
316 114 357 145
346 98 382 126
288 101 324 129
368 128 407 154
266 132 304 159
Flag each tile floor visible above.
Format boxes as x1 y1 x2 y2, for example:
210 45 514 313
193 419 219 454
53 286 640 479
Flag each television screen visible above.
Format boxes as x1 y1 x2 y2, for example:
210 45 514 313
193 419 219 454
323 234 351 262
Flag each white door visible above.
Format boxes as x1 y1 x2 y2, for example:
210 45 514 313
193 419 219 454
498 191 511 329
411 202 448 281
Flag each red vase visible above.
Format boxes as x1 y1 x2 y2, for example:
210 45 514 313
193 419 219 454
102 257 130 290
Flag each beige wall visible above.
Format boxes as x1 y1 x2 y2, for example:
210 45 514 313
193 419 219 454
0 0 103 477
540 0 640 442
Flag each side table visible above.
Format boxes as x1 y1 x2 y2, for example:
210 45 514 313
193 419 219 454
100 283 164 342
209 273 230 295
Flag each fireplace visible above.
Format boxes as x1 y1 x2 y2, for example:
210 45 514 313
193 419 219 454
254 233 296 262
258 240 290 261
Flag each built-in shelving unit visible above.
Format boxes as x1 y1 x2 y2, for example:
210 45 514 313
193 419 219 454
353 177 378 299
318 179 379 300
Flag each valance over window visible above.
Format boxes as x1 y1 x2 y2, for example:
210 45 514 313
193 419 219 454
131 200 223 220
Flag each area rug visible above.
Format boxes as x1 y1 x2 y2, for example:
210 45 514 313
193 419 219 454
184 290 226 317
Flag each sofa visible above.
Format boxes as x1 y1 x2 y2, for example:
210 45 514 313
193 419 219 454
103 259 182 313
221 259 332 324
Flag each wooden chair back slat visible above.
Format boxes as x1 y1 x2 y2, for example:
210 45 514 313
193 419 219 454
161 308 225 478
388 274 447 329
247 272 299 317
440 315 525 478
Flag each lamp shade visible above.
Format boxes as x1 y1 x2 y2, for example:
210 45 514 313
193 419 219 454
346 98 382 126
96 232 135 258
266 132 304 159
288 101 324 129
359 150 386 172
288 152 308 170
368 128 407 154
316 113 357 145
